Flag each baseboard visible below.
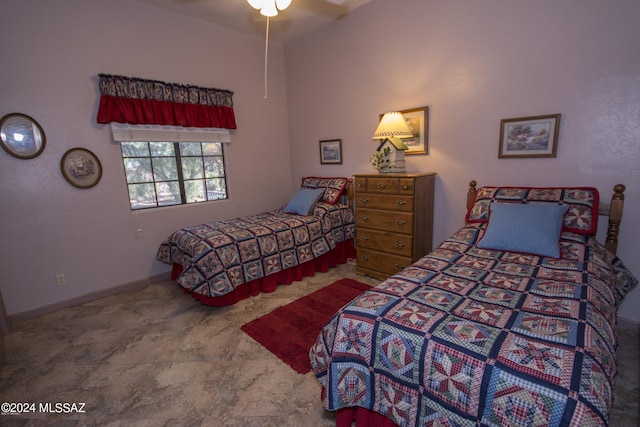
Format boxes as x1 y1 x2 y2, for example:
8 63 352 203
7 272 171 326
618 316 640 334
5 273 639 331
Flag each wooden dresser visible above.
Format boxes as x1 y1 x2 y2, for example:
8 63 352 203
353 173 436 280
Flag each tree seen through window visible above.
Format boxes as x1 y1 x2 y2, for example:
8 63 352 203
120 141 227 210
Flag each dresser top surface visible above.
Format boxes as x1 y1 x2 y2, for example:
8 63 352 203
353 172 437 178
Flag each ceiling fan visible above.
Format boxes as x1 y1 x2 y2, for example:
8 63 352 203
148 0 368 35
136 0 371 95
246 0 288 98
172 0 352 19
246 0 350 18
245 0 352 98
246 0 291 17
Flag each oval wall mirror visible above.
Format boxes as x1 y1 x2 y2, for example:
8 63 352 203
0 113 46 159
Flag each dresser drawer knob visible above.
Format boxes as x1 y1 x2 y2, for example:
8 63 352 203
359 236 369 241
360 198 369 204
395 219 406 227
376 183 387 189
395 200 407 207
360 215 369 222
394 241 406 248
362 256 369 262
395 263 405 270
402 185 409 190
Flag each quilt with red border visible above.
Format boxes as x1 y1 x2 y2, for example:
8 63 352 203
311 223 637 427
157 202 354 297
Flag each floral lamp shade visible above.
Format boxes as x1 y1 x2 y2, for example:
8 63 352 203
373 112 413 140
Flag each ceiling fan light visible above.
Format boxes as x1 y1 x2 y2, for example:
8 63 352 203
275 0 292 10
247 0 262 10
260 0 278 16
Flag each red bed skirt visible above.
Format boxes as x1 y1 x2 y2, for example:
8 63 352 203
319 384 397 427
171 239 356 307
336 407 398 427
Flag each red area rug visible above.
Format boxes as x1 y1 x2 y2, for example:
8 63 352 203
240 278 371 374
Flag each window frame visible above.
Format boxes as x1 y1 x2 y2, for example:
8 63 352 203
120 140 229 210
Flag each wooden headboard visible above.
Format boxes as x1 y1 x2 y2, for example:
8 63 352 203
466 180 626 255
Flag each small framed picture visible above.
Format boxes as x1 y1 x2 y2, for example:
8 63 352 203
499 114 561 158
380 106 429 155
60 147 103 189
319 139 342 164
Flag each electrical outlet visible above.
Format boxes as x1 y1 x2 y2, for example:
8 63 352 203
56 274 67 286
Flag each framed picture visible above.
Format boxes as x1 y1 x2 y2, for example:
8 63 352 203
60 147 103 189
499 114 561 158
380 106 429 155
0 113 46 160
319 139 342 164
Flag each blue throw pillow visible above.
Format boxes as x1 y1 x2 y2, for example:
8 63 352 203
477 203 569 258
284 188 326 215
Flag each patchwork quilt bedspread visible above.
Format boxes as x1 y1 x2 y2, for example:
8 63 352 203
157 202 355 298
310 223 637 427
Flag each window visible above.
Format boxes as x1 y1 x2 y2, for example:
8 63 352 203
120 141 228 210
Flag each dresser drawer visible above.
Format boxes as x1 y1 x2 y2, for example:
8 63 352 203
353 173 436 281
356 248 412 277
355 177 415 195
355 208 414 233
356 229 413 257
355 193 414 212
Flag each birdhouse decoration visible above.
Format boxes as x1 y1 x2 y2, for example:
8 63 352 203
371 138 408 173
370 111 412 173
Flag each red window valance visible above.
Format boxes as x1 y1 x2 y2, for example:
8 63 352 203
96 74 237 129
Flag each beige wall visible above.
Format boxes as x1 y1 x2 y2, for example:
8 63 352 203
0 0 291 315
2 0 639 323
285 0 640 321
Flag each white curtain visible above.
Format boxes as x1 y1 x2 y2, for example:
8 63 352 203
110 123 232 143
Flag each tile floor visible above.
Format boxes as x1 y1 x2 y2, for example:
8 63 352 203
1 264 638 426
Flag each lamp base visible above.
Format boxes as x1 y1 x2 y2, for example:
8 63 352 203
380 167 406 173
379 159 405 173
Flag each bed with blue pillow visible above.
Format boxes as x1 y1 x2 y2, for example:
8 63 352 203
156 177 355 306
310 181 637 427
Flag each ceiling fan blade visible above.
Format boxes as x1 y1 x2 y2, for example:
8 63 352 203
293 0 350 18
135 0 373 42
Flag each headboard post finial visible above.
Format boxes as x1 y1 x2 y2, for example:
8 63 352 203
613 184 626 199
347 178 354 209
605 183 625 255
467 180 478 210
